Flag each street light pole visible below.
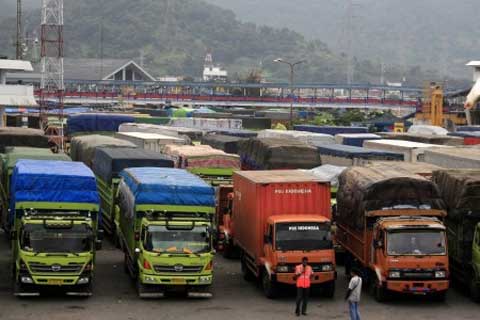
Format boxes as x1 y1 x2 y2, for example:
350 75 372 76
274 58 306 129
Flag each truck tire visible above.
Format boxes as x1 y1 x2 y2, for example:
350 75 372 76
241 256 255 282
323 280 336 298
262 270 278 299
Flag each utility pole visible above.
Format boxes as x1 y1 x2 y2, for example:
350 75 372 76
273 58 306 129
16 0 23 59
340 0 361 85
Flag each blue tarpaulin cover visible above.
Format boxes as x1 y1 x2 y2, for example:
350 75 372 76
67 114 135 135
317 144 403 160
456 126 480 133
294 125 368 135
120 168 215 207
448 132 480 138
11 160 100 209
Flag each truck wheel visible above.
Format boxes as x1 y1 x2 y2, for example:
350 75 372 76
469 277 480 302
374 279 388 302
262 271 277 299
241 256 255 281
323 281 336 298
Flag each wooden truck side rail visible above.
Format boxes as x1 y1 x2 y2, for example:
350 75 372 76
336 223 369 265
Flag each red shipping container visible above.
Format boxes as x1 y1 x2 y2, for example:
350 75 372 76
233 170 331 265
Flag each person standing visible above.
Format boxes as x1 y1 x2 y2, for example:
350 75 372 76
294 257 313 316
345 268 362 320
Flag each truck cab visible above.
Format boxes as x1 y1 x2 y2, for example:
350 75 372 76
368 214 449 301
123 211 215 298
13 209 100 296
256 215 336 297
117 168 216 299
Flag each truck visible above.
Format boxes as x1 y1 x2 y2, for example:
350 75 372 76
433 169 480 301
161 144 240 186
0 147 72 232
336 167 449 301
117 168 216 298
92 147 174 242
228 170 336 298
10 160 101 297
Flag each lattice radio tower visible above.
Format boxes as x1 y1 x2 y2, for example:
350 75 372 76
40 0 64 136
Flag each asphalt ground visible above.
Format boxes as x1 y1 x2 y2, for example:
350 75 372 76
0 239 478 320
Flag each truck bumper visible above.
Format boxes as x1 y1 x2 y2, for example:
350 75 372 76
275 271 336 285
16 275 92 297
386 280 449 294
140 273 213 287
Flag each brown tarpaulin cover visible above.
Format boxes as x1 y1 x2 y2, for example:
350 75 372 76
337 167 445 230
238 138 321 170
0 127 49 152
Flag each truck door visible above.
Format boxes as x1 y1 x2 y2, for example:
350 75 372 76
264 224 274 263
372 229 385 266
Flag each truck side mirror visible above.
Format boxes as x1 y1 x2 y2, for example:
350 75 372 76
374 240 383 249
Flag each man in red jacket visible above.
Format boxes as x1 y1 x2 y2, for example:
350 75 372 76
294 257 313 316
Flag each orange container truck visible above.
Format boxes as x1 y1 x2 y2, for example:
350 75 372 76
336 167 449 301
230 170 335 298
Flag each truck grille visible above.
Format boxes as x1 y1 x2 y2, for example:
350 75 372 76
154 265 203 274
28 262 83 274
283 263 332 273
402 272 434 279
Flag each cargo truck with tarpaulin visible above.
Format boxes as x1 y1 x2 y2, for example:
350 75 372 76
433 170 480 301
92 147 174 241
0 147 72 232
238 138 321 170
225 170 336 298
317 144 403 167
161 145 240 186
336 167 449 301
117 168 216 298
69 135 137 168
10 160 101 297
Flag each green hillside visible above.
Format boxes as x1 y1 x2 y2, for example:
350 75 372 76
0 0 457 85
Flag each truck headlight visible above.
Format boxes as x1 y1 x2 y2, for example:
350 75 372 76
388 271 401 278
77 277 90 285
276 265 289 273
20 276 33 284
435 271 446 279
321 264 334 272
143 276 157 284
199 276 212 284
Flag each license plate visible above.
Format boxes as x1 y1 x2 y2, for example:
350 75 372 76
172 278 186 284
47 279 64 285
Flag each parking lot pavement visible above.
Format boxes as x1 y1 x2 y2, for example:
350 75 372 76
0 240 478 320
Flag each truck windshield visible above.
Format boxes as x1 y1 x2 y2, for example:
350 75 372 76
21 224 93 253
144 225 211 254
275 222 332 251
387 230 446 256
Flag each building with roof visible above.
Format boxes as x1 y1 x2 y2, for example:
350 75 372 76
8 58 156 83
0 59 37 126
202 51 228 82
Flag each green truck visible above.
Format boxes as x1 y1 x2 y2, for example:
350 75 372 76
433 170 480 301
0 147 71 232
92 147 174 242
10 160 101 297
117 167 216 298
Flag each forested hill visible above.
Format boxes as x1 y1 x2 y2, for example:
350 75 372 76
206 0 478 80
0 0 463 85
